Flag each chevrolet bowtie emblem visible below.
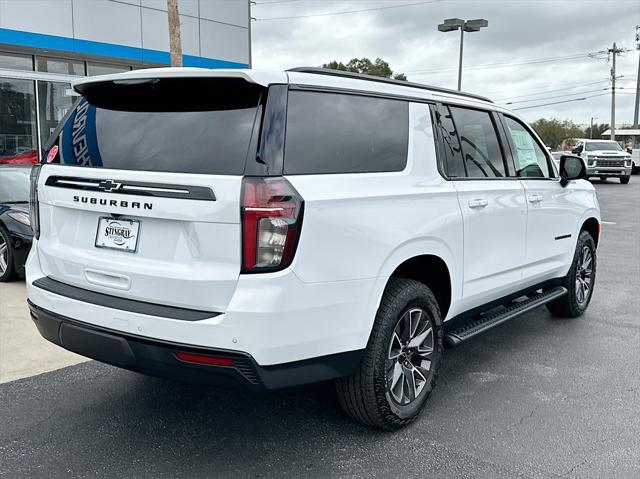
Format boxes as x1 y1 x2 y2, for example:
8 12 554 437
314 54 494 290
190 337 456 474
97 180 122 192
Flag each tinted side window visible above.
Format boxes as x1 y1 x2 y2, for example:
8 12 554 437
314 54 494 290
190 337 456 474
433 104 465 178
449 107 507 178
503 116 551 178
284 91 408 174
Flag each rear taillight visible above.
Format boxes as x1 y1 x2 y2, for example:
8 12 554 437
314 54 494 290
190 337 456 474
29 164 41 239
241 177 304 273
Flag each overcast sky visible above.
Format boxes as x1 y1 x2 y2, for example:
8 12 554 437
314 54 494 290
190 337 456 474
251 0 640 126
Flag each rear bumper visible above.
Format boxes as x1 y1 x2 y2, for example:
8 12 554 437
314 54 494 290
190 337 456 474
26 239 377 366
28 301 364 391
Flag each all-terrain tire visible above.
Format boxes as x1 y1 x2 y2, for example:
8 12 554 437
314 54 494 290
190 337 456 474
546 230 597 318
620 176 630 184
336 278 443 430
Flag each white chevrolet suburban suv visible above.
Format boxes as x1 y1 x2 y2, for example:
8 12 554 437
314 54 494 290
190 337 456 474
26 68 600 429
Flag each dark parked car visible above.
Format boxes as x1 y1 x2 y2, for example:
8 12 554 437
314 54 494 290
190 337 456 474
0 165 33 281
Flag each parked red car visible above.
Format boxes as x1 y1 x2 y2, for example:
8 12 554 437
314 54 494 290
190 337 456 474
0 150 38 165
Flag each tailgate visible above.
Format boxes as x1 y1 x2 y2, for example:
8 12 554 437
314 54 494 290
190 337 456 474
36 166 242 311
34 76 265 312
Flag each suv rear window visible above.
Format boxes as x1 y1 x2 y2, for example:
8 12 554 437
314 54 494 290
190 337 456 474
50 78 262 175
284 91 409 175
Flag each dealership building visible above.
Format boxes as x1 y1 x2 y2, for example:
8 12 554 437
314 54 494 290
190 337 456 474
0 0 250 162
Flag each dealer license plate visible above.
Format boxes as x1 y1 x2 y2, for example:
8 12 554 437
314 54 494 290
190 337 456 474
95 217 140 253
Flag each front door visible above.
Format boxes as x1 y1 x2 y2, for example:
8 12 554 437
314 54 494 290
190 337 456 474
500 115 581 285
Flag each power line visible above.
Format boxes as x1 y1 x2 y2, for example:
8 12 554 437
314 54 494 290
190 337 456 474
403 52 591 74
493 79 611 101
254 0 444 21
503 88 610 105
498 76 636 102
492 76 638 101
487 78 611 98
503 88 635 105
512 93 609 111
254 0 306 5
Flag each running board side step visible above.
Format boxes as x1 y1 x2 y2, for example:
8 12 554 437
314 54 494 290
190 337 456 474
444 287 568 347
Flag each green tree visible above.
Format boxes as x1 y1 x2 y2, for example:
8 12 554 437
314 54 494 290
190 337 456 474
530 118 586 149
322 57 407 81
584 122 610 141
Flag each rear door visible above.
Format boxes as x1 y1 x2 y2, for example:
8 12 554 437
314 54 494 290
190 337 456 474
36 77 265 312
436 104 527 310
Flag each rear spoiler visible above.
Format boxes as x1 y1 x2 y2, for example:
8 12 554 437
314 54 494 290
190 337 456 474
72 68 287 95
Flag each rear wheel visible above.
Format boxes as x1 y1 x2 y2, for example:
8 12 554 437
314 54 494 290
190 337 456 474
336 278 443 429
0 226 16 282
620 176 630 184
546 230 596 318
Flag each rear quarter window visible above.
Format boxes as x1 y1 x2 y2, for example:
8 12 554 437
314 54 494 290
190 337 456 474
284 91 409 175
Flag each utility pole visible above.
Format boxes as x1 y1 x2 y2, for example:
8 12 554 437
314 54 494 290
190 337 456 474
167 0 182 67
633 25 640 147
457 27 464 91
608 42 624 141
590 117 598 139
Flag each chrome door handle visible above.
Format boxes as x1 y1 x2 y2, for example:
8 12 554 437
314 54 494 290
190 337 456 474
528 194 543 204
468 198 488 209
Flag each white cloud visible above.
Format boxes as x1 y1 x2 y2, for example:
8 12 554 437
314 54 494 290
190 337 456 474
251 0 640 124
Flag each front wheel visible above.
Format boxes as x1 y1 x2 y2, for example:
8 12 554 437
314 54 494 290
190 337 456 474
546 230 596 318
336 278 443 430
620 176 630 184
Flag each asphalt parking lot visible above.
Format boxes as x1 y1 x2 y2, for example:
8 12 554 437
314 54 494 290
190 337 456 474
1 179 638 479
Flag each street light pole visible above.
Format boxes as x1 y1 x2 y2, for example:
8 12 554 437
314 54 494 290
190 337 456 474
438 18 488 91
458 27 464 91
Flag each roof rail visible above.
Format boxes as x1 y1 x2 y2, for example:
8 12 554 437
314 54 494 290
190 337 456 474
287 67 493 103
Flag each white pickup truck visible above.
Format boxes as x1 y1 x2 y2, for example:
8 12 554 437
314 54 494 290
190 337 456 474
572 139 632 184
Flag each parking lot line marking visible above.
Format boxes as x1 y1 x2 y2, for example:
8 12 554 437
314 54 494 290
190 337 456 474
602 221 617 225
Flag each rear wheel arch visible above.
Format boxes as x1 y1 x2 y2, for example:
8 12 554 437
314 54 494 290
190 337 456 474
388 255 452 320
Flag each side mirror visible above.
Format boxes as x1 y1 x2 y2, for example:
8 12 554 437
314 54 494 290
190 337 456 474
559 155 586 187
571 147 581 155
